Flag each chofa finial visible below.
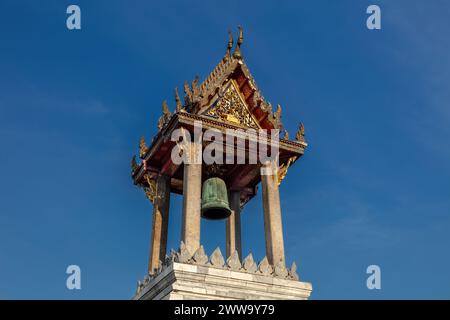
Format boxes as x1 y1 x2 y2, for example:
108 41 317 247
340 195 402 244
162 100 170 115
139 136 148 158
131 155 138 174
174 87 182 112
237 25 244 46
296 122 305 142
227 30 233 57
233 26 244 59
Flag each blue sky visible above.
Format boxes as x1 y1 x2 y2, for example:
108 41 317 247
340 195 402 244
0 0 449 299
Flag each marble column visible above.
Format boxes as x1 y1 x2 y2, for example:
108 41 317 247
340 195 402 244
261 161 285 266
226 191 242 259
181 141 202 255
148 174 171 274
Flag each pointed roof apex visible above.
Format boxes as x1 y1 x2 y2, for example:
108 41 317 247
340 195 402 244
237 26 244 45
226 30 233 57
233 26 244 59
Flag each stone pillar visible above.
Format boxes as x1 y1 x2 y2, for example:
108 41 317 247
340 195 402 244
181 141 202 255
261 161 285 266
226 191 242 258
148 174 171 274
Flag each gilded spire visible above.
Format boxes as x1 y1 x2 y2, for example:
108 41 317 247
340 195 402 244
162 100 170 115
274 104 282 119
139 136 148 158
238 26 244 46
131 155 138 174
184 80 193 104
233 26 244 59
296 122 305 142
226 30 233 57
174 87 182 112
191 76 200 100
158 100 173 130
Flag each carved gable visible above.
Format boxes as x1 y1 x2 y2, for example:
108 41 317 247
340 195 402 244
201 80 260 129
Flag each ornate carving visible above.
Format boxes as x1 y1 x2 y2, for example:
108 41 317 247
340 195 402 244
139 136 148 158
226 251 241 271
242 253 257 273
204 164 226 178
274 261 288 278
165 249 177 266
184 80 193 105
176 241 193 263
204 81 259 129
266 103 282 129
191 76 201 103
135 246 300 295
144 174 157 203
174 87 183 112
289 261 300 281
157 260 163 274
157 100 172 130
258 256 273 275
143 275 150 286
192 245 208 265
210 247 225 268
296 122 305 142
136 280 144 294
226 30 233 58
131 155 138 175
233 26 244 59
277 156 297 186
274 104 282 120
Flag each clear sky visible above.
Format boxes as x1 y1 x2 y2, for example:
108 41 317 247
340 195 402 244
1 0 449 299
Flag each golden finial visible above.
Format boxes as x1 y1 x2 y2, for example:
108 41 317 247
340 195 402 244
144 174 157 203
233 26 244 59
284 130 289 140
139 136 148 158
274 104 282 119
131 155 138 174
175 87 182 112
184 80 192 104
162 100 170 115
237 25 243 46
296 122 305 142
227 30 233 57
191 76 200 98
277 156 296 186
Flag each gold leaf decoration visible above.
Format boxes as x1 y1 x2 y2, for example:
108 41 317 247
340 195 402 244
277 156 297 186
203 80 259 129
296 122 305 142
131 155 138 174
139 136 148 158
144 174 157 203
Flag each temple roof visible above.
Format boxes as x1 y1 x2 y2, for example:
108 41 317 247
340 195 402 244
131 27 307 206
182 27 283 131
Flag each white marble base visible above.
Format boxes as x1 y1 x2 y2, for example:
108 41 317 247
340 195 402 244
133 262 312 300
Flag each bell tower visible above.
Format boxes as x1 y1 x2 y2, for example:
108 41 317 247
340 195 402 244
131 27 312 300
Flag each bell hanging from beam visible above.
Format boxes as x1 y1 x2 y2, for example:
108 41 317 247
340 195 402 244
201 177 232 220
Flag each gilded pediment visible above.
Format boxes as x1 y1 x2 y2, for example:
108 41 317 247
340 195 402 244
201 80 260 129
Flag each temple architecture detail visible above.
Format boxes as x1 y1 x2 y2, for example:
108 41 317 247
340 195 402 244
131 27 312 300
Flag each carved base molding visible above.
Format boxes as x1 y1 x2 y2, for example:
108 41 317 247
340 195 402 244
133 261 312 300
133 243 312 300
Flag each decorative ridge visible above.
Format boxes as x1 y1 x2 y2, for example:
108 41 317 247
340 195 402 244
135 243 301 295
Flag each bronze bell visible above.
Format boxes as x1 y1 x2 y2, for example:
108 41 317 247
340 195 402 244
201 177 232 220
